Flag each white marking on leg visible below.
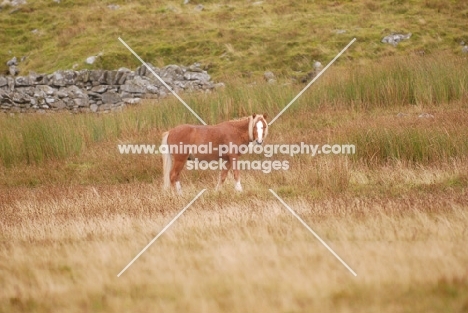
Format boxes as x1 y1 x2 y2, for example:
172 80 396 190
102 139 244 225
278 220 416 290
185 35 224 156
176 181 182 194
235 181 243 192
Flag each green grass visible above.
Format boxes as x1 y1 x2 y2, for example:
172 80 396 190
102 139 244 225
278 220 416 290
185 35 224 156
1 54 467 167
350 124 468 165
1 0 468 78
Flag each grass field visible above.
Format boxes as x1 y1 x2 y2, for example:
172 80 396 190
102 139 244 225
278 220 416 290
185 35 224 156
1 0 468 77
1 53 468 312
2 0 468 312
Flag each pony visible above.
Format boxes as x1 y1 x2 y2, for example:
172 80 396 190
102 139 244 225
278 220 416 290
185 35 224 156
162 114 268 193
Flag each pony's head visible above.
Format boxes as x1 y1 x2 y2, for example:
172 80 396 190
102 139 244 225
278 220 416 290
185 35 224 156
249 113 269 145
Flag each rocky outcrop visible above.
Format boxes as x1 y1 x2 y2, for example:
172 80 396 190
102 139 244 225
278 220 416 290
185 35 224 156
0 63 218 113
381 33 412 46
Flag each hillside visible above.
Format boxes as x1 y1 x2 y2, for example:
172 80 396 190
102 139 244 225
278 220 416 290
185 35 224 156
1 0 467 79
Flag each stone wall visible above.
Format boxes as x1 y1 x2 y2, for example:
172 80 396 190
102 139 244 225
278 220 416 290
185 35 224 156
0 63 220 113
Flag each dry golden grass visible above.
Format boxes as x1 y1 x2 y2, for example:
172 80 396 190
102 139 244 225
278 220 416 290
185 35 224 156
1 62 468 311
1 178 467 313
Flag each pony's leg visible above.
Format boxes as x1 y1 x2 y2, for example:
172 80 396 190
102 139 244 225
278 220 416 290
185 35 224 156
170 155 187 194
216 159 232 190
233 166 243 192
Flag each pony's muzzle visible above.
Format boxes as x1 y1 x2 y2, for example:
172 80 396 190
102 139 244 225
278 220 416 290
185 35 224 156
255 139 264 145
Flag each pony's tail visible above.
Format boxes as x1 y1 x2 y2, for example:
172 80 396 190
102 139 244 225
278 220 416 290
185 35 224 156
161 132 172 189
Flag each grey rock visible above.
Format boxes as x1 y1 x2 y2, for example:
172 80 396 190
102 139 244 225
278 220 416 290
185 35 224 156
118 67 132 73
56 89 68 98
35 85 55 97
381 33 412 46
89 70 104 84
15 76 30 86
142 93 159 99
0 76 8 87
264 71 275 81
107 4 120 10
313 61 322 70
141 64 161 78
123 98 141 104
184 71 210 81
161 64 184 80
99 103 113 111
462 46 468 54
418 113 434 118
12 91 30 103
115 70 128 85
16 87 34 96
120 76 151 93
119 91 132 99
6 56 17 67
73 98 89 107
6 76 15 91
188 63 203 72
1 62 219 113
146 85 159 94
28 71 45 85
102 91 121 104
86 56 97 65
76 70 90 84
194 4 204 11
9 0 27 5
91 85 108 93
104 70 118 85
9 65 19 76
51 70 77 86
50 100 66 109
136 65 146 77
61 85 85 98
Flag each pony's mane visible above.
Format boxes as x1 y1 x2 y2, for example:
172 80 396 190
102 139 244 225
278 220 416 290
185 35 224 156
217 115 268 142
230 114 267 122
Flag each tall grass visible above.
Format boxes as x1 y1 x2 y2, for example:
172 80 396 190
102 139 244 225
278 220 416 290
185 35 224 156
313 54 468 108
0 55 467 167
350 126 468 165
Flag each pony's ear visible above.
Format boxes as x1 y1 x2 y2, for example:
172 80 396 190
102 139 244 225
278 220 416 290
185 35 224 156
263 113 268 119
252 113 256 119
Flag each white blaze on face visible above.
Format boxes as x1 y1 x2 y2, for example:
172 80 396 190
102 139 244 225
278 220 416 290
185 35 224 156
256 120 264 143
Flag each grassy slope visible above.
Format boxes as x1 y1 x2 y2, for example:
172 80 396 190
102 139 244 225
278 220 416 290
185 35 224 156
1 1 468 312
1 0 468 78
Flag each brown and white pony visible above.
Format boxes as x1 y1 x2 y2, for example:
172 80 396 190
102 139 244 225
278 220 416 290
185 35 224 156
162 114 268 193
